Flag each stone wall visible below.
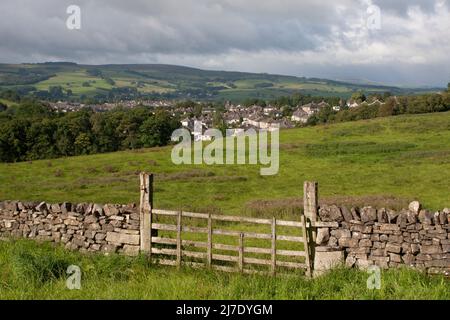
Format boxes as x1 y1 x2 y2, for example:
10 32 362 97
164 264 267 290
0 200 141 255
315 201 450 275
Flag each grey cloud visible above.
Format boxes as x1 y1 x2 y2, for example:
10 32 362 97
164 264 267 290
0 0 448 86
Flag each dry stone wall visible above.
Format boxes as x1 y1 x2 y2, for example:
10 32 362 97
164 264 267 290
0 200 141 255
315 201 450 275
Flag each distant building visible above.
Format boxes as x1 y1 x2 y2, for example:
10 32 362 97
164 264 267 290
291 108 310 123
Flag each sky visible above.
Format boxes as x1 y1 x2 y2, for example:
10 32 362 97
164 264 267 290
0 0 449 87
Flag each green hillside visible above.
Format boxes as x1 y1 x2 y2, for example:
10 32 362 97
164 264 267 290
0 62 439 102
1 111 449 300
1 111 449 212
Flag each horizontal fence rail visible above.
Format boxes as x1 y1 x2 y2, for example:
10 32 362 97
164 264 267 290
139 172 318 277
148 208 312 276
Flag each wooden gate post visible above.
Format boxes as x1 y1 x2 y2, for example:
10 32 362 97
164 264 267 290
303 181 318 273
303 181 318 224
140 172 153 257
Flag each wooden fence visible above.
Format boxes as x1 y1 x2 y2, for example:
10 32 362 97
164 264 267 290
139 173 331 276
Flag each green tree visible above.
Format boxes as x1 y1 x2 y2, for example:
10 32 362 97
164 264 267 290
139 111 180 147
74 133 92 155
351 92 366 103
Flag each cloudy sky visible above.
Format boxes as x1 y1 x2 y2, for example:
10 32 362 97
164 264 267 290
0 0 449 87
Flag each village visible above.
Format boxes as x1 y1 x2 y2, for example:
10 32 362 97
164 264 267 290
48 97 387 141
176 98 386 141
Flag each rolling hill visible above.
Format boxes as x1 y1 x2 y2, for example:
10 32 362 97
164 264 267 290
0 62 441 102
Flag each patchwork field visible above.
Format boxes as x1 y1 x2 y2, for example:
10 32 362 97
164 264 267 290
0 63 437 101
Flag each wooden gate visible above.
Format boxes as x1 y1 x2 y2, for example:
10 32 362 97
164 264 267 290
139 173 323 276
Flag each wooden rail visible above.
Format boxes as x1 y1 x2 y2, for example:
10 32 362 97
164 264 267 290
148 207 311 276
139 173 319 277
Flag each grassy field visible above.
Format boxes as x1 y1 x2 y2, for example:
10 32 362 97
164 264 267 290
0 111 449 213
0 239 448 299
0 112 449 300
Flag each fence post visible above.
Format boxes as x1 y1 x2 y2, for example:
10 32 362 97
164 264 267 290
303 181 318 273
139 172 153 257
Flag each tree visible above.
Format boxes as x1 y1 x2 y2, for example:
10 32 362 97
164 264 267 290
139 111 180 147
74 132 92 155
351 92 366 103
378 98 397 117
0 118 30 162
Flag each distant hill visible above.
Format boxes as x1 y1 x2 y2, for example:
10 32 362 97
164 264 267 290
0 62 442 102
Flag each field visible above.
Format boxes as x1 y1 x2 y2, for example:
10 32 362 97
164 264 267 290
0 63 439 101
1 111 449 213
0 239 448 299
1 112 449 299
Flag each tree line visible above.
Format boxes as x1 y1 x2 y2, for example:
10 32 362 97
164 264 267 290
0 101 180 162
306 88 450 126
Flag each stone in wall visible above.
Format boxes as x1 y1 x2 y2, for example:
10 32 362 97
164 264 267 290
0 200 141 256
316 202 450 275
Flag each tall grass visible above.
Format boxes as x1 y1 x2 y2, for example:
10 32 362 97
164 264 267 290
0 239 448 300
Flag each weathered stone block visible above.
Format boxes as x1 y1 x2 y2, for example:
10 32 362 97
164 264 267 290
92 204 104 215
421 245 442 254
389 253 402 263
389 234 403 244
84 215 98 224
345 255 356 267
318 205 343 222
380 223 400 231
327 236 338 247
385 243 401 253
387 209 398 223
371 248 385 256
104 204 119 217
338 237 359 248
377 208 388 223
129 213 140 221
106 231 139 245
360 207 377 223
418 210 434 224
350 207 360 221
359 239 372 247
416 253 432 261
408 201 421 214
122 245 140 256
402 253 416 265
341 206 353 222
313 250 344 277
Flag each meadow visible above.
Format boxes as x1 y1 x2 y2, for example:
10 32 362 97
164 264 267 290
0 111 449 213
1 111 450 299
0 239 448 299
